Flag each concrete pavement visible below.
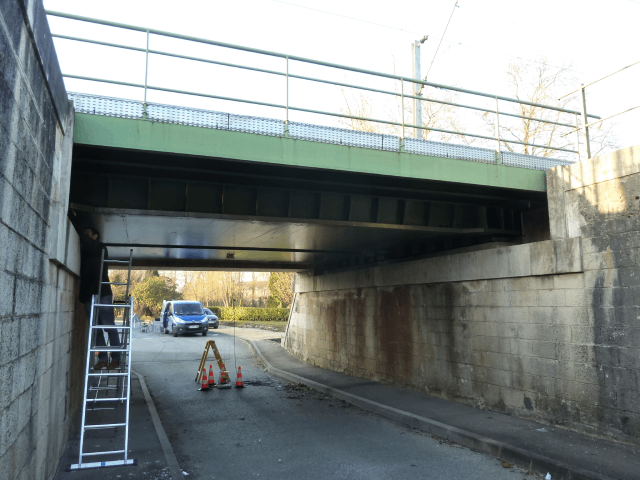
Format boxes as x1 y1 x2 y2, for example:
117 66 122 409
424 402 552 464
54 329 639 480
53 374 176 480
253 338 640 480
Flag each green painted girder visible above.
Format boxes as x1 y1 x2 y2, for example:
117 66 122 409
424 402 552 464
73 114 546 192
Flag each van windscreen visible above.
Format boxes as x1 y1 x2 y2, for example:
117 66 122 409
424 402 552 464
174 303 204 315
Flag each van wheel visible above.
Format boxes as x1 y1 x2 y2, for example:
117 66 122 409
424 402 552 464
202 330 208 336
173 326 178 337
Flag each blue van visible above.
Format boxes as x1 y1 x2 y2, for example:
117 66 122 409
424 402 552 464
160 300 209 337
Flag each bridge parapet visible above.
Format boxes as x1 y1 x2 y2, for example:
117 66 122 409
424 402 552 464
47 10 599 167
69 92 574 172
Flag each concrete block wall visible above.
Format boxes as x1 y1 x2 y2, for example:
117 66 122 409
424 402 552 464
1 1 83 479
285 145 640 446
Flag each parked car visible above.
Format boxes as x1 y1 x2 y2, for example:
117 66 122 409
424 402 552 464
204 308 219 329
160 300 208 337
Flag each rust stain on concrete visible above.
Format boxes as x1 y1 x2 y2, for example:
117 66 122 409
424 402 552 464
378 285 414 379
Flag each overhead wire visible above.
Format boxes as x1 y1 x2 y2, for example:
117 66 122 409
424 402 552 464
266 0 585 76
424 0 458 82
269 0 423 35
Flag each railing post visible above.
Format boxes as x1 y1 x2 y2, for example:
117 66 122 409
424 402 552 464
494 96 501 164
143 29 149 119
412 40 422 139
400 80 405 152
284 55 289 137
574 113 581 162
580 83 591 159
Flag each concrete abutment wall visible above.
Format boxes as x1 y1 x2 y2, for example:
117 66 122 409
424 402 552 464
1 1 82 479
285 146 640 445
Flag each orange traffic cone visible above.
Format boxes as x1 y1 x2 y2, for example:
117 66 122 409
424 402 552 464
235 366 245 388
199 368 209 391
208 365 216 387
217 363 232 388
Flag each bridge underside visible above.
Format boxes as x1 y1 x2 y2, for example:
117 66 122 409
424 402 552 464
70 136 548 272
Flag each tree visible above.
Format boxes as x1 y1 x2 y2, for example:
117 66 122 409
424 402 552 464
482 58 618 160
132 275 181 317
267 272 293 308
339 88 386 133
181 271 244 307
339 82 469 144
412 87 472 144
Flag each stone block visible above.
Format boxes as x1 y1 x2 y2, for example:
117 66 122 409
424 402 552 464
553 273 585 290
555 237 583 273
596 365 638 390
0 318 20 369
546 165 567 239
527 276 554 291
554 306 589 326
509 290 537 307
528 306 554 324
607 285 640 307
584 269 623 290
530 241 556 276
571 326 593 344
618 389 640 414
531 340 557 360
537 289 566 307
0 271 15 319
565 289 588 307
457 251 480 281
619 268 640 287
507 244 532 277
488 279 509 292
416 255 453 284
610 232 640 252
567 146 640 188
476 291 509 307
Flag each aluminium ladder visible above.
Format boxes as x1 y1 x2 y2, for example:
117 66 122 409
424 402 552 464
68 248 136 471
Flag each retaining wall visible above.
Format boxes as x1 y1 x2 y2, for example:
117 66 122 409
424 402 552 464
0 1 82 478
284 146 640 445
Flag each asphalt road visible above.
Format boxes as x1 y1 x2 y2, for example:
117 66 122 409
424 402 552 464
132 327 542 480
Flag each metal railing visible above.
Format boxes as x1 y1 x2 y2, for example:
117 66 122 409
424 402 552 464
46 10 601 160
559 59 640 159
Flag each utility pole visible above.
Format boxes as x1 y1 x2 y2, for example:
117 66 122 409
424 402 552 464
412 35 428 139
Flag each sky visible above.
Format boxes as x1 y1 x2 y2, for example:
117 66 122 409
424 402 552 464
44 0 639 156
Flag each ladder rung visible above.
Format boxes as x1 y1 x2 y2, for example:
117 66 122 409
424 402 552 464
68 459 136 470
89 347 129 352
84 423 127 430
89 325 130 330
104 260 130 264
94 303 132 308
86 397 128 403
82 450 126 456
88 372 128 377
102 282 129 285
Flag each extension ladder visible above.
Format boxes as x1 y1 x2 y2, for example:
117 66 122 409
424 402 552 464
68 248 136 471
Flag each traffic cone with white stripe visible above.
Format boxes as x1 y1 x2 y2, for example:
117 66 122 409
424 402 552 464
218 362 232 389
198 368 209 391
235 366 245 388
208 365 216 388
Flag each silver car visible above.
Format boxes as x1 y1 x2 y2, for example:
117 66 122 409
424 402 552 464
204 308 219 329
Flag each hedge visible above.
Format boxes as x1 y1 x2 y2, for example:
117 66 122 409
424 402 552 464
205 306 290 322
